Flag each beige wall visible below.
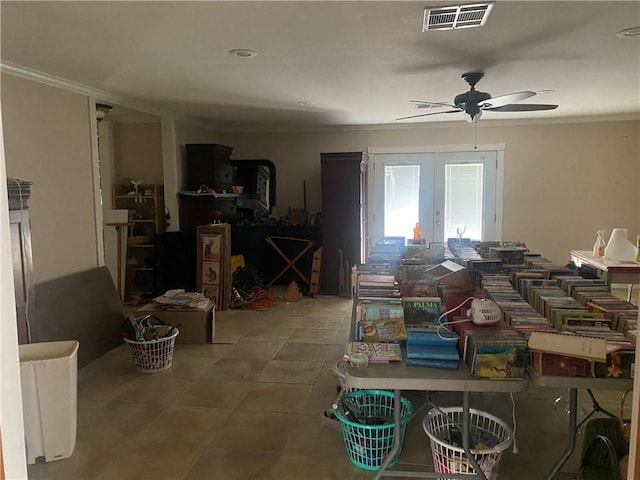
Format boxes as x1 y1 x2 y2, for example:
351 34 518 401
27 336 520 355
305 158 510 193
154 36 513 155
2 70 638 281
112 122 163 185
1 73 99 283
220 119 640 264
174 120 220 190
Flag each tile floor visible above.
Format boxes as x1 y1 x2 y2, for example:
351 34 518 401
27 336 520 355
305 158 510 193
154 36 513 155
26 289 633 480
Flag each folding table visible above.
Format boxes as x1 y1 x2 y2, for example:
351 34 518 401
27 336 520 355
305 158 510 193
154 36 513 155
341 360 529 479
527 370 633 479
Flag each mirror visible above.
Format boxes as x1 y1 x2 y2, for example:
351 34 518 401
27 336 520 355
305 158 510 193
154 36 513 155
231 159 276 209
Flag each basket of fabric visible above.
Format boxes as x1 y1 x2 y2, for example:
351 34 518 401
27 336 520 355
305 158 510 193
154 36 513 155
423 407 512 480
122 315 179 373
333 389 413 471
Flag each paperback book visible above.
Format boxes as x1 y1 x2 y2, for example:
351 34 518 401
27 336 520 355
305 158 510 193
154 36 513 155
405 357 459 370
406 328 458 344
345 342 402 363
406 343 460 361
359 318 407 342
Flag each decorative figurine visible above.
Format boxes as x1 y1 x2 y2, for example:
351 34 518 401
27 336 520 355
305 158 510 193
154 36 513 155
284 281 302 302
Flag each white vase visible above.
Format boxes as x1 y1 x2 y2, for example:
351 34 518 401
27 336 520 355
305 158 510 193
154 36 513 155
604 228 638 261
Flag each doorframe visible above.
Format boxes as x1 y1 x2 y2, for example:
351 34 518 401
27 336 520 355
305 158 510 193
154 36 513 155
366 144 505 256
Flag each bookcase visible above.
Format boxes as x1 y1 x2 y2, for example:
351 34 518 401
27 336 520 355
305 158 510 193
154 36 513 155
112 184 165 299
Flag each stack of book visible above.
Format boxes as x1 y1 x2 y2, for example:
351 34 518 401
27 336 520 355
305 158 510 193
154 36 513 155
357 273 400 298
463 328 529 378
404 328 459 370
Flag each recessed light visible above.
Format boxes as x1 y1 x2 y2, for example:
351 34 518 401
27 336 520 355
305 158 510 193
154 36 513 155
617 27 640 38
228 49 258 58
297 101 315 106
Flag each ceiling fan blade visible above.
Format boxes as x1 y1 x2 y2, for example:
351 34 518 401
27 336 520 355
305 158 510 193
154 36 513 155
396 109 461 121
478 91 536 109
484 103 559 112
410 100 457 108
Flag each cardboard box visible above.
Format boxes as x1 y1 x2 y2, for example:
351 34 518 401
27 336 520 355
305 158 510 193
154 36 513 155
425 260 473 292
137 302 215 344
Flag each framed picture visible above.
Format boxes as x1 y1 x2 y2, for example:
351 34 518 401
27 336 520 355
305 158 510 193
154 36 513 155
201 284 218 305
202 261 220 284
202 235 221 261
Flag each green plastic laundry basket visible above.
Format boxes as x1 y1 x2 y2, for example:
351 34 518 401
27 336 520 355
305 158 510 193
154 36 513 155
333 389 413 470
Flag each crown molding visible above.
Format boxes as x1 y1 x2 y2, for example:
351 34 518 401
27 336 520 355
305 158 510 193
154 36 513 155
0 60 219 129
1 60 165 114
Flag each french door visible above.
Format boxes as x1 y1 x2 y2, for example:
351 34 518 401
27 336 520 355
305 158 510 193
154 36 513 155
370 146 502 247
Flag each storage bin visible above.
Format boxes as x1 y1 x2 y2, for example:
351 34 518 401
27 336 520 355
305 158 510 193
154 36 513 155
334 389 413 470
423 407 512 480
123 326 178 373
19 340 79 464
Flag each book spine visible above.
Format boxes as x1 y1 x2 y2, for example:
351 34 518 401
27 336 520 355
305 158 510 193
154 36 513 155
406 346 459 361
405 357 459 370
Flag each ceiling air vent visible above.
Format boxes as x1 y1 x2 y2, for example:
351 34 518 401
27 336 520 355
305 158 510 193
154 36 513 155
423 2 494 31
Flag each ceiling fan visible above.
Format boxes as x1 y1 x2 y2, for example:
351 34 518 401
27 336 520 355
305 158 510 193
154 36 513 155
397 71 558 123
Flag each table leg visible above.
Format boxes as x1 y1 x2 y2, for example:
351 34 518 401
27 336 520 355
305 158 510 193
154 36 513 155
544 388 578 480
374 389 402 480
462 391 487 480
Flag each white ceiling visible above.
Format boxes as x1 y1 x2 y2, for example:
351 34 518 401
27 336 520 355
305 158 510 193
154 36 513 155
1 1 639 130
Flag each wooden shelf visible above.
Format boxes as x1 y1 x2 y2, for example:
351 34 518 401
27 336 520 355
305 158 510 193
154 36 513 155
112 183 165 300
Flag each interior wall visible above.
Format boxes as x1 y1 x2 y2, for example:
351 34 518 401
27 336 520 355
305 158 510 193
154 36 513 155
174 120 221 191
1 73 99 283
112 122 163 185
220 119 640 265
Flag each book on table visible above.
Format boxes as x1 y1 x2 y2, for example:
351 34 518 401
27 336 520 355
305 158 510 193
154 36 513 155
360 318 407 342
398 283 439 298
406 328 458 344
357 302 407 342
527 331 607 362
404 357 459 370
402 296 442 326
357 274 396 288
406 343 460 361
466 332 529 379
345 342 402 363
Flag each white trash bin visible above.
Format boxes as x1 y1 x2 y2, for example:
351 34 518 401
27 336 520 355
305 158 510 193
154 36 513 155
19 340 79 464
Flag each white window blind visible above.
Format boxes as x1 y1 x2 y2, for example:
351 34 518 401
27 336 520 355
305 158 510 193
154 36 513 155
444 163 484 240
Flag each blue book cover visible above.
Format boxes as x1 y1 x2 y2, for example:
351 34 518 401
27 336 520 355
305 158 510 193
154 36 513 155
406 343 460 361
405 357 459 370
406 328 458 345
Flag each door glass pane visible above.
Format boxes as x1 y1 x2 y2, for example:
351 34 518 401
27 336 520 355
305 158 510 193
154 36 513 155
384 165 419 238
444 163 483 240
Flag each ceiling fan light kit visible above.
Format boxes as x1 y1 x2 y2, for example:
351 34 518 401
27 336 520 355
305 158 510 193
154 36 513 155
397 71 559 122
